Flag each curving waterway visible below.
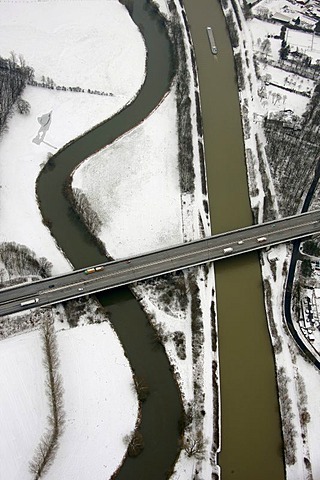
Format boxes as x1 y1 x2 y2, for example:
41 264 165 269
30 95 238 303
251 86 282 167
36 0 286 479
37 2 183 479
182 1 285 479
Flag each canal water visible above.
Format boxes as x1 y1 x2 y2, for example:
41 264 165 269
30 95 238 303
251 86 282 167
182 1 285 479
36 0 285 478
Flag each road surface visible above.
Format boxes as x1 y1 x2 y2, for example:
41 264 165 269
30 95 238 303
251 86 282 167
0 210 319 316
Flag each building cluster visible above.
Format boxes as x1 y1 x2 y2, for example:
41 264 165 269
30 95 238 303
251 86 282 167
299 266 320 351
251 0 320 31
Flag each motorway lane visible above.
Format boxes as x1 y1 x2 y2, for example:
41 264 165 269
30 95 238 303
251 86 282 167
0 210 319 316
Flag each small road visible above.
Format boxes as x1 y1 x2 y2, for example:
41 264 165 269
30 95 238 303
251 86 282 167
0 210 319 317
284 160 320 368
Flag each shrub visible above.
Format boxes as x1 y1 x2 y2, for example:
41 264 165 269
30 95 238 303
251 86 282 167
128 430 144 457
302 240 320 257
134 376 150 402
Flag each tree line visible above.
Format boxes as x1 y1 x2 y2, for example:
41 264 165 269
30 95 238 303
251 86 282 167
0 52 34 134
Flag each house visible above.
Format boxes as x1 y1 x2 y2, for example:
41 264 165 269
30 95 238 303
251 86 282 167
272 12 292 24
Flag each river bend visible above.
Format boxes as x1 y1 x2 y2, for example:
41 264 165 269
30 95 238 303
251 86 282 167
37 2 183 479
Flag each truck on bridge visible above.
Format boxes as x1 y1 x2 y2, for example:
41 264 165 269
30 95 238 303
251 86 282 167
84 266 104 274
21 298 39 307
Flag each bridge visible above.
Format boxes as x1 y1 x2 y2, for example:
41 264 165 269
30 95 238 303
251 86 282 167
0 210 319 317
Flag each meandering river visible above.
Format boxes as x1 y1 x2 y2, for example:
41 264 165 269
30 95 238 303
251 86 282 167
37 0 285 479
37 2 183 479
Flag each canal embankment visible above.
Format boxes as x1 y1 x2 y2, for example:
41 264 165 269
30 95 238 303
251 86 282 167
36 1 185 479
182 1 286 479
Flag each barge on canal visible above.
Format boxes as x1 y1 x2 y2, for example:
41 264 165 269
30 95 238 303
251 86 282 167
206 26 217 54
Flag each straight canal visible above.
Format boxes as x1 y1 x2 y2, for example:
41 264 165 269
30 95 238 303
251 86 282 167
182 1 285 479
36 0 285 478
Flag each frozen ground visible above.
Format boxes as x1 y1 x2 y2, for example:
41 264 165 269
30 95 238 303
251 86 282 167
250 18 320 62
0 1 145 95
0 1 145 479
0 331 48 480
46 322 138 480
0 0 146 275
249 17 318 117
0 0 319 479
72 89 182 258
226 0 320 477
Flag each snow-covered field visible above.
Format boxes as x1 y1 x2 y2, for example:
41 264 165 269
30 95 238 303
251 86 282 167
0 0 146 274
73 89 182 258
0 331 48 480
0 1 145 478
0 1 145 95
249 18 318 117
250 18 320 62
225 0 320 478
46 322 138 480
0 0 319 478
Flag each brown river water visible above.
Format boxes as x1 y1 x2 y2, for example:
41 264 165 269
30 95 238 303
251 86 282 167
37 0 285 478
182 1 285 479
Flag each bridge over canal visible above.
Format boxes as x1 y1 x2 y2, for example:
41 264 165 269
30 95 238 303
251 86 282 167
0 210 319 317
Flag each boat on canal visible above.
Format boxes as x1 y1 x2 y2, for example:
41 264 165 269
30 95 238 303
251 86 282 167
206 26 217 54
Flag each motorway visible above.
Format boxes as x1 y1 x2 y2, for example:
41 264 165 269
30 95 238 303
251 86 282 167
0 209 319 316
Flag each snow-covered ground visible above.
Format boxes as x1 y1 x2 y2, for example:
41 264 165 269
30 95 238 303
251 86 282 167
46 322 138 480
72 89 182 258
0 0 319 479
249 18 318 117
0 1 145 95
0 1 145 478
0 0 146 274
223 0 320 478
250 18 320 62
0 331 48 480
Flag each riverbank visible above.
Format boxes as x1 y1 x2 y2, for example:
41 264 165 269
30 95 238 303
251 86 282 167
0 0 218 478
0 2 147 478
1 0 319 479
72 1 218 477
0 0 146 274
221 0 320 478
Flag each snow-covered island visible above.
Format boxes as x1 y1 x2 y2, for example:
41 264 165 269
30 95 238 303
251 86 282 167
0 0 319 479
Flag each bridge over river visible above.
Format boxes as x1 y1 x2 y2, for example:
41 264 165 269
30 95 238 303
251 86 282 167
0 209 319 317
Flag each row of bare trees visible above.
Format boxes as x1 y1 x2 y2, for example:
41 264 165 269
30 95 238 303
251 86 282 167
71 188 102 236
29 316 65 478
0 52 34 134
168 0 195 194
0 242 52 285
265 84 320 216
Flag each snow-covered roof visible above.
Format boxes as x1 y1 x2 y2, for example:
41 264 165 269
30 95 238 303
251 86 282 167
272 12 292 23
314 288 320 299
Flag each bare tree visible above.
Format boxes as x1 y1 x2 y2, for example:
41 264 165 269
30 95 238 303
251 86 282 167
183 430 207 460
29 317 65 479
72 188 102 235
16 97 31 115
